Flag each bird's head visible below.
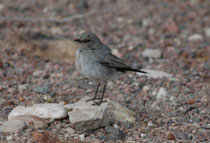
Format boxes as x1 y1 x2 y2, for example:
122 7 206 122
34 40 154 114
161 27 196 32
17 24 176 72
74 31 101 45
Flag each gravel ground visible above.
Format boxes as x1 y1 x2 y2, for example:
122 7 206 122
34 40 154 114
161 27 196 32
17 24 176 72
0 0 209 142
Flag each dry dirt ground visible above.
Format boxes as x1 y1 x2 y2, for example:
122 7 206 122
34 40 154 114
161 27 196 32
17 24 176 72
0 0 209 142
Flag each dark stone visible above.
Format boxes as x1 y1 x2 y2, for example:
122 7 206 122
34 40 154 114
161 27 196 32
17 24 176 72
33 85 50 94
105 126 125 140
99 136 109 142
124 122 134 129
77 0 89 10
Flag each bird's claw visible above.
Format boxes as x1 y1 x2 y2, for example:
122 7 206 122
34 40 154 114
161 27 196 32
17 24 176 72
86 97 101 102
91 100 107 106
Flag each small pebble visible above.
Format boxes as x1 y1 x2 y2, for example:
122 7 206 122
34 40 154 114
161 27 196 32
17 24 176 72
188 34 203 41
140 133 146 138
65 128 75 136
6 135 12 140
79 134 85 142
204 28 210 37
142 49 162 59
167 132 176 140
143 86 150 92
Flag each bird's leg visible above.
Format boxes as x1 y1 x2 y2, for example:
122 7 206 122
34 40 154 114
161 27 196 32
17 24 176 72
86 83 101 102
93 84 107 106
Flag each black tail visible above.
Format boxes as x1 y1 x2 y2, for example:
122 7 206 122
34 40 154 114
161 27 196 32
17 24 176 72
116 67 148 74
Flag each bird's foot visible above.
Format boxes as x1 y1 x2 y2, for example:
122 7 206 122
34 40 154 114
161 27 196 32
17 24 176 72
86 97 101 102
92 100 107 106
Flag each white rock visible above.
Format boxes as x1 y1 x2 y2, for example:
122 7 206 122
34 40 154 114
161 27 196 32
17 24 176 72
188 34 203 41
152 90 157 96
79 134 85 142
0 119 26 133
65 96 135 132
142 49 162 58
18 84 27 90
65 128 75 135
0 4 4 11
147 121 154 127
114 124 119 128
204 28 210 37
142 19 150 27
137 69 176 80
157 87 167 100
33 70 43 77
8 103 67 120
110 101 135 123
190 0 200 6
6 135 13 140
142 85 150 92
141 133 147 138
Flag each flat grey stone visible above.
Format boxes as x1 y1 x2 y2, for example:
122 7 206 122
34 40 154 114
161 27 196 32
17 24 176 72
8 103 67 120
204 28 210 37
188 34 203 41
65 96 135 132
0 119 26 133
157 87 167 100
33 85 50 94
66 96 114 132
65 127 76 135
110 101 135 123
142 49 162 58
137 69 176 80
15 115 49 129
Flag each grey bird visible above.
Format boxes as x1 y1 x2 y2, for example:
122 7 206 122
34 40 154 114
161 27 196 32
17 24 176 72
74 31 147 105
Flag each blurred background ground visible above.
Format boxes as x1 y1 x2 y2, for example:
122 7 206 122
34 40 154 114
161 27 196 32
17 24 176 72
0 0 209 142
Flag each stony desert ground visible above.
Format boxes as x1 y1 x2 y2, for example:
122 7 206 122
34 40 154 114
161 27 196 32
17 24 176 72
0 0 209 142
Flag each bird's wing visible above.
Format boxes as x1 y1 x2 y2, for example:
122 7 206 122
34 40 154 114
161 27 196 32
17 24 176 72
95 52 131 73
96 51 147 73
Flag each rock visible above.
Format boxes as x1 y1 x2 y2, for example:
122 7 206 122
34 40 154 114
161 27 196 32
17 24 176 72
142 49 162 58
65 128 75 136
142 85 150 92
15 115 49 129
201 123 210 129
33 85 50 94
6 135 13 141
188 34 203 41
140 133 147 138
33 70 43 78
11 32 79 64
157 87 167 100
142 19 150 27
190 0 200 6
18 84 27 90
137 69 176 80
110 101 135 123
0 60 3 68
0 119 26 133
64 96 135 132
66 96 114 132
204 28 210 37
77 0 89 10
8 103 67 120
79 134 85 142
163 18 179 34
125 141 136 143
167 132 176 140
105 126 125 140
32 131 58 143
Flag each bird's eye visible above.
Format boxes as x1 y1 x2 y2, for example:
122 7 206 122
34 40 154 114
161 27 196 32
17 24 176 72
83 39 90 43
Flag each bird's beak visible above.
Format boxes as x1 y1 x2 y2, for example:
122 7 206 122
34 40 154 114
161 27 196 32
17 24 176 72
74 39 81 42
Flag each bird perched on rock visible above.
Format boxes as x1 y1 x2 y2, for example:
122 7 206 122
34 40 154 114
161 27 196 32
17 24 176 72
74 31 147 105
